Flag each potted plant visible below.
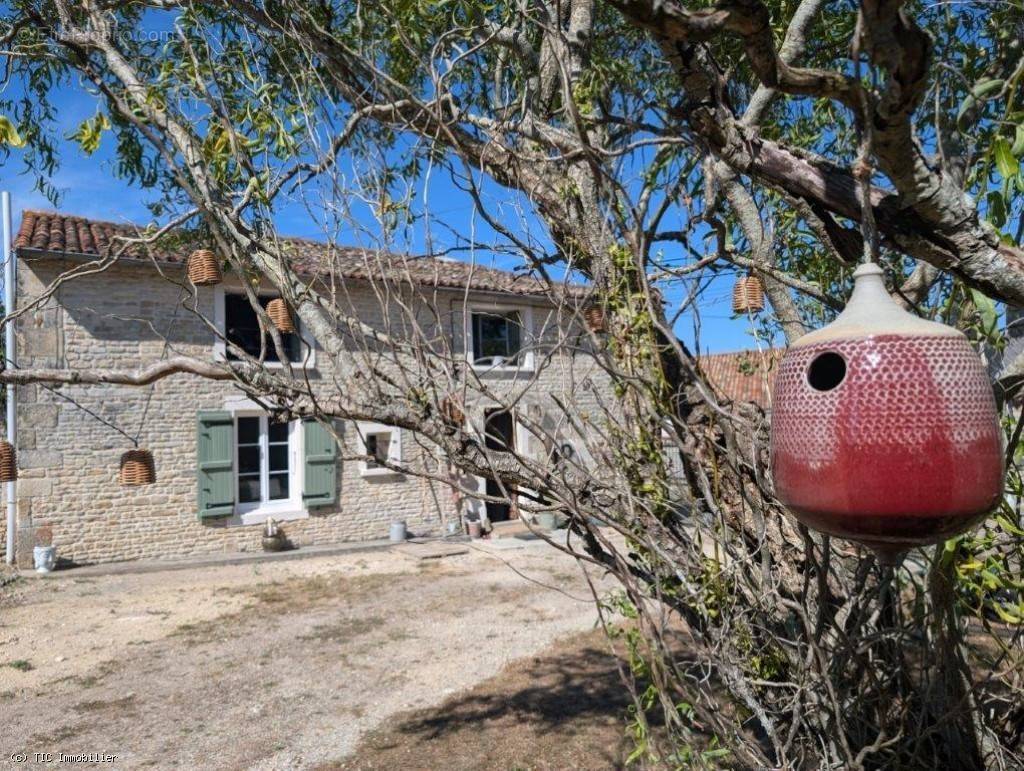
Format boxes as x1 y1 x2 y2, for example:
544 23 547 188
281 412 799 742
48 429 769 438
464 512 483 539
534 512 557 530
33 525 57 573
261 518 290 552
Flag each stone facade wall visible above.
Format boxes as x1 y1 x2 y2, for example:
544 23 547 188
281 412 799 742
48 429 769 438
12 255 611 566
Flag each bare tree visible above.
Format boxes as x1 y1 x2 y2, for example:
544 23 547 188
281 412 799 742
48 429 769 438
2 0 1023 767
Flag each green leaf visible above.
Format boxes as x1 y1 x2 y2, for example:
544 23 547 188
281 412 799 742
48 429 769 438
1012 124 1024 158
0 116 25 148
969 288 999 336
958 80 1005 129
987 190 1008 228
956 96 978 129
990 603 1023 625
995 514 1024 537
994 137 1019 180
971 78 1005 99
69 113 111 156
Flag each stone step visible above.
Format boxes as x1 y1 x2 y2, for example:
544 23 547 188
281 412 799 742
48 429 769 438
489 520 535 539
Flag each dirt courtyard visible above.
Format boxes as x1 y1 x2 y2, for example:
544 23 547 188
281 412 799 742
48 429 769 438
0 539 618 769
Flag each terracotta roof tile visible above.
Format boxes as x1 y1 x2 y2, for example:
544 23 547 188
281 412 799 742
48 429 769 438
697 349 781 409
15 210 575 298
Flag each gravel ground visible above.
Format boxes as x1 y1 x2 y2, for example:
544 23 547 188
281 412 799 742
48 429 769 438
0 540 612 770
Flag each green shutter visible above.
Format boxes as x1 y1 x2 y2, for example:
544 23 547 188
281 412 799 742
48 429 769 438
197 410 234 519
303 418 338 507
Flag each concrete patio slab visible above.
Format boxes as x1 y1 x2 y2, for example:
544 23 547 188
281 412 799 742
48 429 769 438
20 535 471 579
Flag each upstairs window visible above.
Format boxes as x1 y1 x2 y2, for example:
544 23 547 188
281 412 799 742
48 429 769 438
471 311 523 367
225 293 301 363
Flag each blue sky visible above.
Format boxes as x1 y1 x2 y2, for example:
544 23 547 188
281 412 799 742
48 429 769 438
1 76 769 356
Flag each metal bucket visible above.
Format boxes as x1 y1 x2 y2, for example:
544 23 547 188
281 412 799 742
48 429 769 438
389 521 407 543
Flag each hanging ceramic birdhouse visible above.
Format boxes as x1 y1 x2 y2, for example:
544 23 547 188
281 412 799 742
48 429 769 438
770 264 1004 564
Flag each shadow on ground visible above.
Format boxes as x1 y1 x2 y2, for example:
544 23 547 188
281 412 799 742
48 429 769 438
329 630 634 771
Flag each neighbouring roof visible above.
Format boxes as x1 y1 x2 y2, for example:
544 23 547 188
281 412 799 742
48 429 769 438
14 210 577 298
696 349 781 409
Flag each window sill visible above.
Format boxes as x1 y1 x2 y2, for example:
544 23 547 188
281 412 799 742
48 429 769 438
360 467 404 479
235 506 310 526
470 362 534 374
217 355 315 371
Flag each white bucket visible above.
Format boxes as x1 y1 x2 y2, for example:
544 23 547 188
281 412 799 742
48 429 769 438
33 545 56 573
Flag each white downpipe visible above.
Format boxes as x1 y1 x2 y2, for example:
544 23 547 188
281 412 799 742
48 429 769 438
3 192 15 565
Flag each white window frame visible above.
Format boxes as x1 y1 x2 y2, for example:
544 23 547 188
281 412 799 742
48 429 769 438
213 285 317 369
355 421 403 477
465 303 534 372
230 411 307 525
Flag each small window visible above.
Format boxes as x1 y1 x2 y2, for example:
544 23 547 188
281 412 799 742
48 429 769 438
356 422 402 477
225 293 301 363
236 415 296 511
471 311 523 367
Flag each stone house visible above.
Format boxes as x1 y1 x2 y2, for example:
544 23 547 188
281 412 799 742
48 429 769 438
3 211 611 567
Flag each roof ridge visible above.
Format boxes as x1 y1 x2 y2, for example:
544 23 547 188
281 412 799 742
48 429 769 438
14 209 580 298
16 209 532 273
698 347 783 358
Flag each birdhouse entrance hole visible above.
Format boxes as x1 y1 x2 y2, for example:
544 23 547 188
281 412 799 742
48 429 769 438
807 352 846 392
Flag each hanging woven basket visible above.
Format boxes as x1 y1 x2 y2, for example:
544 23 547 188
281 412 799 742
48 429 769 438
119 449 156 486
266 298 295 334
583 306 607 333
440 396 465 427
186 249 223 286
732 274 765 314
0 440 17 482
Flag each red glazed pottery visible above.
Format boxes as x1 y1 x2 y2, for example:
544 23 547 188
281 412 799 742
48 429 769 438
770 264 1004 564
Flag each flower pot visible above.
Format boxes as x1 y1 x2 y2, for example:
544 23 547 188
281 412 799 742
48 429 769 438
770 264 1004 564
33 545 56 573
261 534 289 552
535 512 557 530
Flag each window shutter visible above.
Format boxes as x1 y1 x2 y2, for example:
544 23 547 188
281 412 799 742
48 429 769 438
303 418 337 507
197 410 235 519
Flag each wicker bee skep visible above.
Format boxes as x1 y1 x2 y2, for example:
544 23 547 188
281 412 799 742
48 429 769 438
583 306 607 333
266 298 295 334
187 249 223 286
0 440 17 482
119 449 156 486
731 277 745 314
745 274 765 311
440 396 465 426
732 274 765 314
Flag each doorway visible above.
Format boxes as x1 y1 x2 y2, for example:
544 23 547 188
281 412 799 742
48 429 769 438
483 409 517 522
